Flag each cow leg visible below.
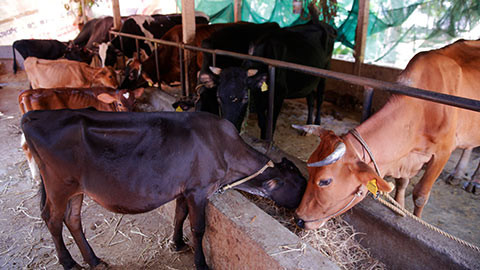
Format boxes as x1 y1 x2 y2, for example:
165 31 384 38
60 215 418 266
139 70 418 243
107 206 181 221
314 78 326 125
447 148 472 186
172 196 189 251
41 198 81 269
186 194 209 270
464 161 480 195
412 151 451 217
64 194 105 268
394 178 409 208
306 92 314 125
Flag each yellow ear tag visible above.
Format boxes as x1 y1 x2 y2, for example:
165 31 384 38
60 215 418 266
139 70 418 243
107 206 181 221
176 106 184 112
261 81 268 92
148 81 153 87
367 179 378 196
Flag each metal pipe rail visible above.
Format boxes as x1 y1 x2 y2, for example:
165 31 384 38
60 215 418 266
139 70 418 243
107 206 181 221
110 30 480 113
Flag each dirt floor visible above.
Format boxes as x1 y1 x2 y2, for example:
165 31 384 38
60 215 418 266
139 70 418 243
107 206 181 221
0 68 478 269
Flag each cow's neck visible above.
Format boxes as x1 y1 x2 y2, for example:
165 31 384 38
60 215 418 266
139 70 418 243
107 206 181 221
345 96 420 178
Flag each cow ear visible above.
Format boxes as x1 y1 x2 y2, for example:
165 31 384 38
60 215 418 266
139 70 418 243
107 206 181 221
96 93 116 104
352 161 394 193
132 87 145 99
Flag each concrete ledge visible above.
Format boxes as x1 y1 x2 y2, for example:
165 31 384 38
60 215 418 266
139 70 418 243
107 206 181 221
204 190 339 270
343 196 480 270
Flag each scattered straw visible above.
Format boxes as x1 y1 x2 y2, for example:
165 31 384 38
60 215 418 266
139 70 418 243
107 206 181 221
241 192 386 270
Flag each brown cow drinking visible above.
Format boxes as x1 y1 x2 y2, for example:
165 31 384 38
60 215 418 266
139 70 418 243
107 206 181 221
293 39 480 230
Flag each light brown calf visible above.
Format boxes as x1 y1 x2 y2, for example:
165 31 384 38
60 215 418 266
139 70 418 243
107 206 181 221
24 57 119 89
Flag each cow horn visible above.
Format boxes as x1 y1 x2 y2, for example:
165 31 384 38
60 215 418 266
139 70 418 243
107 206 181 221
209 66 222 75
247 69 258 77
307 142 346 167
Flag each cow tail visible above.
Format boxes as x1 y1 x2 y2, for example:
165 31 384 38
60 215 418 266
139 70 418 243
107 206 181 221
12 43 17 74
39 174 46 212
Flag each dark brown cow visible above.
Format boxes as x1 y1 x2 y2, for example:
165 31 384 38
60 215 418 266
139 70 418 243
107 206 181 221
21 108 307 270
18 87 143 182
293 39 480 229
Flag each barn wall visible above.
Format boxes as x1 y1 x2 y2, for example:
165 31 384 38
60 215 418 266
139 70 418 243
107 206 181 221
325 59 403 113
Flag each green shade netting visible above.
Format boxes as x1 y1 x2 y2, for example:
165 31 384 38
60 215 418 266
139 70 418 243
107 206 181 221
178 0 480 67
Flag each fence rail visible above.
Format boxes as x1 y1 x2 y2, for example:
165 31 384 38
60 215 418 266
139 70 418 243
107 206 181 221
110 30 480 140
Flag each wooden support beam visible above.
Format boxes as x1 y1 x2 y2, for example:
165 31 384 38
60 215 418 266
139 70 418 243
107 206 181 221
81 0 87 24
353 0 371 121
353 0 369 76
112 0 122 31
234 0 242 22
181 0 196 96
181 0 196 44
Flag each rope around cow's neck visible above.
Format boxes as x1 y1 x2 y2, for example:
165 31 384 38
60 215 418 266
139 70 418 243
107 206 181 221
217 160 274 193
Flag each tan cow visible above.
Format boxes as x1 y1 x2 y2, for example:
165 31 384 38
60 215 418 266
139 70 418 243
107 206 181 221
293 39 480 230
24 57 119 89
18 87 144 182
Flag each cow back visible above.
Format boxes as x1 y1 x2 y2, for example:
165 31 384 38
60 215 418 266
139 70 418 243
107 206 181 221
18 87 135 114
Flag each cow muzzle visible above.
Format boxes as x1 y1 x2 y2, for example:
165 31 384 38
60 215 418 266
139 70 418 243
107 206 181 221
294 185 365 230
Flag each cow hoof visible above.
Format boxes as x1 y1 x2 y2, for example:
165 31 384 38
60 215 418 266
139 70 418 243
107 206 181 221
446 175 461 186
92 260 109 270
170 240 190 253
463 181 480 195
68 263 84 270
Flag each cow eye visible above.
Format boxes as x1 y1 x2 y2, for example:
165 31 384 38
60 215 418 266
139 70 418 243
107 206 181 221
318 178 332 187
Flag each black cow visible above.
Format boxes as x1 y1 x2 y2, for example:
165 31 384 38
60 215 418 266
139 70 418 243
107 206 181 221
203 21 337 139
21 108 306 270
73 18 101 47
196 22 280 115
12 39 90 74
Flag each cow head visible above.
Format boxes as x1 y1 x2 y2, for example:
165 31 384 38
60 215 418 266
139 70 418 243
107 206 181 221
292 125 393 229
64 42 92 63
241 157 307 209
93 66 119 89
121 58 154 89
96 88 144 112
204 66 264 131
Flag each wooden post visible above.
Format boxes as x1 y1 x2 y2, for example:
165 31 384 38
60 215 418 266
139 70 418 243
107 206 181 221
112 0 122 31
80 0 87 25
234 0 242 22
353 0 372 121
181 0 196 96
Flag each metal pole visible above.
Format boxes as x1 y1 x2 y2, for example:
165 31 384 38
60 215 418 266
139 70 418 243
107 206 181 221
135 39 140 60
361 87 374 122
154 43 160 83
266 65 275 143
179 46 186 96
